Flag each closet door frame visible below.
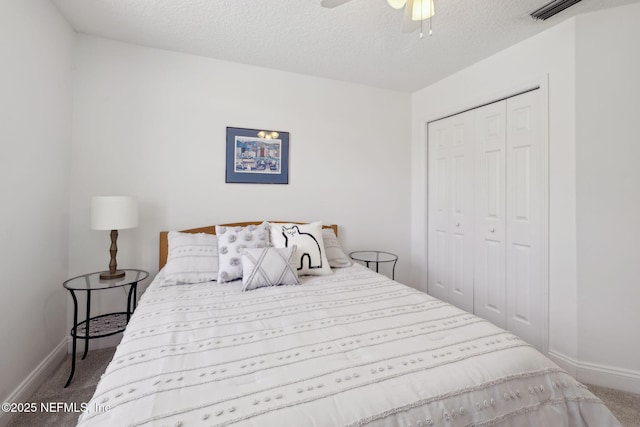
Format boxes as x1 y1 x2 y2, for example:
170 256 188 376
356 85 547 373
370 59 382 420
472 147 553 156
424 77 549 353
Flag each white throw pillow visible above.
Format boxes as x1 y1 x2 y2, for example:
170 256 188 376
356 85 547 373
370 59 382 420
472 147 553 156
216 222 270 283
241 246 300 291
269 221 332 276
322 228 352 268
164 231 218 285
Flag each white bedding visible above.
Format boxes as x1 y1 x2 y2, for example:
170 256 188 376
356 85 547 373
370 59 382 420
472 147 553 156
78 264 619 426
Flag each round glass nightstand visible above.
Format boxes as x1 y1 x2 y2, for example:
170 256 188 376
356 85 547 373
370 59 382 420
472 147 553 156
63 269 149 387
349 251 398 280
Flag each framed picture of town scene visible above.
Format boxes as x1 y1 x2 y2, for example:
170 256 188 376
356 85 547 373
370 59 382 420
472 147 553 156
225 127 289 184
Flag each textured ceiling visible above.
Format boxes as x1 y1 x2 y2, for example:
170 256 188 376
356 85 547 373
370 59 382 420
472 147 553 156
52 0 640 92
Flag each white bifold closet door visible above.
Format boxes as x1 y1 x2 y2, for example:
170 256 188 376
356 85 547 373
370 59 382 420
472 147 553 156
427 89 546 351
474 101 508 328
504 90 545 350
427 111 475 313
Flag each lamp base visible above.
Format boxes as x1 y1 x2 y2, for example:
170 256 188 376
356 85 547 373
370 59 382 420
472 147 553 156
99 270 125 280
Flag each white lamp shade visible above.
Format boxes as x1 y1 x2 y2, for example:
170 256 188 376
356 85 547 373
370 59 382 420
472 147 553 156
412 0 435 21
91 196 138 230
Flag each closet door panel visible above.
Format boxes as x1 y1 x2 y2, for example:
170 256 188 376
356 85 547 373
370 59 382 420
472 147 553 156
474 101 507 328
448 112 475 312
506 91 544 349
427 89 547 352
427 120 451 302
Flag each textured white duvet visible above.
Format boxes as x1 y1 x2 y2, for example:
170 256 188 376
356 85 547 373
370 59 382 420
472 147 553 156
78 264 619 426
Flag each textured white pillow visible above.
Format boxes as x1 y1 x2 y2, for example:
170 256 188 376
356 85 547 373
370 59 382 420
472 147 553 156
241 246 300 291
269 221 332 276
216 222 270 283
164 231 218 285
322 228 352 268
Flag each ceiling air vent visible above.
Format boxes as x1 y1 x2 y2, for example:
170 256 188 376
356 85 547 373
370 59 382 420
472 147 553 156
530 0 582 20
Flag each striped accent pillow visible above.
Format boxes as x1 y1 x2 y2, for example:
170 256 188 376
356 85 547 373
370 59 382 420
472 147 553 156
241 246 300 291
322 228 352 268
163 231 218 285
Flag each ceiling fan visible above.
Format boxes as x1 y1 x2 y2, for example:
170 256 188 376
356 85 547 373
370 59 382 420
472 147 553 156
320 0 435 36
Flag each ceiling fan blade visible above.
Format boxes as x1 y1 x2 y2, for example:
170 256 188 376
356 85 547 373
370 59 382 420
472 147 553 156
320 0 354 8
387 0 408 9
401 0 421 32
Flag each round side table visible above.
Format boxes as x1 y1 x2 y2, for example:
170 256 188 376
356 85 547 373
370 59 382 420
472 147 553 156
63 269 148 387
349 251 398 280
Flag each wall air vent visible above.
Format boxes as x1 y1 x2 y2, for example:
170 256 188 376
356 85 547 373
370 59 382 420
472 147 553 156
530 0 582 20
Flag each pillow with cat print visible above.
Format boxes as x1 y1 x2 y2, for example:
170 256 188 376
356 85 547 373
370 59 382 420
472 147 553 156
269 221 332 276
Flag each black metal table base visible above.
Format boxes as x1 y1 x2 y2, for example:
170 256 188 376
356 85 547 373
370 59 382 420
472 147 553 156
64 286 137 388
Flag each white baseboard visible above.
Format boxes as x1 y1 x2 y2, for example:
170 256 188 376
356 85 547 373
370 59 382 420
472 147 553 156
576 360 640 394
548 350 640 394
0 337 70 427
547 350 578 377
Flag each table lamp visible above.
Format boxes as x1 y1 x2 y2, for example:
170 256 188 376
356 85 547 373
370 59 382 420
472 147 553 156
91 196 138 280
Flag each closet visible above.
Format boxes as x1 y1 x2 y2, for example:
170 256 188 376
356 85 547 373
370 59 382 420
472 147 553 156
427 89 547 351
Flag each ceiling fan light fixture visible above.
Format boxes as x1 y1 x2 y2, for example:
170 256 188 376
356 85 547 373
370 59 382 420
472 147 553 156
386 0 407 9
411 0 435 21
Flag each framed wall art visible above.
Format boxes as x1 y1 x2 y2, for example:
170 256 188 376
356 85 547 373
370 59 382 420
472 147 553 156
225 127 289 184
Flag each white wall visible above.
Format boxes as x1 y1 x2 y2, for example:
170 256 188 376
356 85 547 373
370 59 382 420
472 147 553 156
411 19 579 364
68 36 412 333
3 2 635 407
412 3 640 392
575 3 640 386
0 0 73 407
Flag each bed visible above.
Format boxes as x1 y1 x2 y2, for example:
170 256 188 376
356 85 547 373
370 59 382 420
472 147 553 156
77 222 620 427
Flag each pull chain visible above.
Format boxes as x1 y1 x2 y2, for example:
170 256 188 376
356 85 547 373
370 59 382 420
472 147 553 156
418 1 434 40
420 1 424 39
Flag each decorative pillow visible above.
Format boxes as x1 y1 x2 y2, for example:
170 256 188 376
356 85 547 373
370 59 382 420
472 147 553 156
216 222 270 283
241 246 300 291
269 221 332 276
163 231 218 285
322 228 352 268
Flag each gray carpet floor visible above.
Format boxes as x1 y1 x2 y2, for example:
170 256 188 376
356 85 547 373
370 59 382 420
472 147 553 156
6 348 115 427
586 384 640 427
6 347 640 426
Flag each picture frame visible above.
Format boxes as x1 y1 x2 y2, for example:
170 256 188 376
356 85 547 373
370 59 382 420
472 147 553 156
225 127 289 184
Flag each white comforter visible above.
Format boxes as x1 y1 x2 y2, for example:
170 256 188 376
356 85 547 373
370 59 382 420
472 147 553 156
78 264 619 427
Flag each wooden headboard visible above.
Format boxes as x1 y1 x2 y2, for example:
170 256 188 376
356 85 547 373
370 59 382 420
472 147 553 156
159 221 338 269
